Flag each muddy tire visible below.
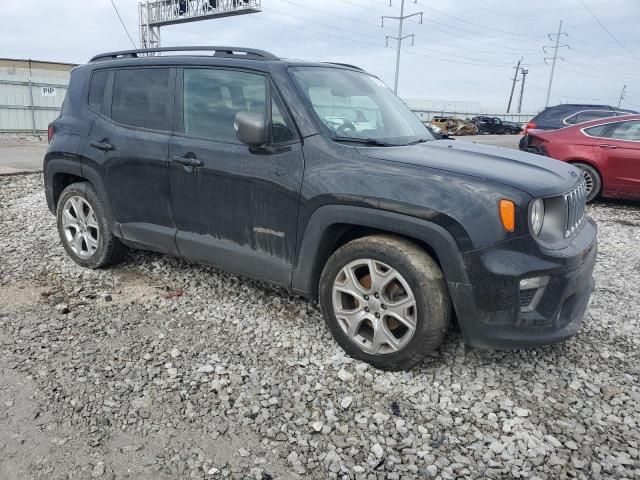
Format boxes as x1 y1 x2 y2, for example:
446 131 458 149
319 235 451 371
56 182 126 269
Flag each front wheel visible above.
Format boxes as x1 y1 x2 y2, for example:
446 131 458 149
319 235 451 370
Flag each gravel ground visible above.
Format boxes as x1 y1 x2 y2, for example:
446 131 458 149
0 173 639 480
0 133 47 145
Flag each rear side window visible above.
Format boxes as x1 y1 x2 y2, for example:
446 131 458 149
112 68 170 130
88 70 109 114
565 110 610 125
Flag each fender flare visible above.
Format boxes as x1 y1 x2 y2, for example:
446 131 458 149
291 205 471 296
43 154 83 214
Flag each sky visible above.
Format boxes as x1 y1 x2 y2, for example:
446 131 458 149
2 0 639 113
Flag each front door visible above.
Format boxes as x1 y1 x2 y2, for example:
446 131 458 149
168 67 304 285
84 67 178 254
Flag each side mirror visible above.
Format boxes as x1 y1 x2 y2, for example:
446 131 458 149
234 111 268 147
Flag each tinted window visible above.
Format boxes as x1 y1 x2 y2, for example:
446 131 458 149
271 96 295 143
183 69 266 143
566 110 610 125
610 121 640 141
583 124 611 137
88 70 109 114
112 68 170 130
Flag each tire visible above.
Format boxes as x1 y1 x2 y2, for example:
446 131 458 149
319 235 451 371
573 162 602 202
56 182 126 269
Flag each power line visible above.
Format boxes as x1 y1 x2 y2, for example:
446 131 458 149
413 0 544 39
278 0 533 56
577 0 640 65
446 0 525 21
109 0 137 48
267 7 523 67
254 14 514 68
338 0 541 48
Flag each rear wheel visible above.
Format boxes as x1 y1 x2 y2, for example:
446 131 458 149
573 163 601 202
319 235 450 370
56 182 126 268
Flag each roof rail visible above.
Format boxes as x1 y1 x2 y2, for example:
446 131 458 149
89 46 278 63
323 62 364 71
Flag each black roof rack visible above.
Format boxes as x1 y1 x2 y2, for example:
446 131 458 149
323 62 364 71
89 46 278 63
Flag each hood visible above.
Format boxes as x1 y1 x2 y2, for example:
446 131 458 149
357 139 580 197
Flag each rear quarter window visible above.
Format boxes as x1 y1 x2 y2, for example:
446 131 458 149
583 124 610 137
88 70 110 115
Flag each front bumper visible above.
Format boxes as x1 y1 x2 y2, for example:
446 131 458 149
450 218 597 349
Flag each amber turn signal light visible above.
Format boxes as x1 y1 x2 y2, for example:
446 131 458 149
499 199 515 232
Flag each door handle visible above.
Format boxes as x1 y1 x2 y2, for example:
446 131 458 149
598 144 619 149
170 155 203 168
90 140 115 152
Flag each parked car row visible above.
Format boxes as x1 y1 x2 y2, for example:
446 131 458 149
430 116 478 135
429 116 523 136
471 116 523 135
520 104 639 202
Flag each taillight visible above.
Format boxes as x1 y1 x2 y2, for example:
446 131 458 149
47 125 55 144
523 121 537 134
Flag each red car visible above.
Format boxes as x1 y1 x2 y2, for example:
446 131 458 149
527 115 640 202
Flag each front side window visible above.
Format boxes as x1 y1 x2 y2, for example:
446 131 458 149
111 68 170 130
609 121 640 141
183 69 266 143
290 67 432 145
182 69 296 144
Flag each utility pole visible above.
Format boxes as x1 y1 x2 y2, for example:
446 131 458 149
382 0 423 94
506 58 522 113
618 85 626 108
544 20 569 108
518 68 528 113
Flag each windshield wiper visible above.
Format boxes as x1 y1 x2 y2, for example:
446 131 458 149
333 137 396 147
405 138 431 145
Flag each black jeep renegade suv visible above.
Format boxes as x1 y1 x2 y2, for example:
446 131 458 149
44 47 597 370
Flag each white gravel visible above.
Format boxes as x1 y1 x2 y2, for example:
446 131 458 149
0 133 47 145
0 173 639 479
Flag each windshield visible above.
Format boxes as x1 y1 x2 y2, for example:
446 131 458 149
290 66 433 145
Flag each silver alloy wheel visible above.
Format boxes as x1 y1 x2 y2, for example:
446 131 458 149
61 196 100 259
332 259 417 355
580 168 594 196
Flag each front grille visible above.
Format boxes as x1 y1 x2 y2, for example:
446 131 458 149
564 180 587 238
519 289 537 308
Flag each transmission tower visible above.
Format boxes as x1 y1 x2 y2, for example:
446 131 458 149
506 58 522 113
543 20 569 108
381 0 423 94
139 0 262 49
618 85 626 108
518 68 528 113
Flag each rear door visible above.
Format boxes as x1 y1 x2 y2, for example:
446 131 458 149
167 66 304 285
84 67 177 254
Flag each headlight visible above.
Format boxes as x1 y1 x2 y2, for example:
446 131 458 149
530 198 545 236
